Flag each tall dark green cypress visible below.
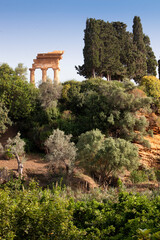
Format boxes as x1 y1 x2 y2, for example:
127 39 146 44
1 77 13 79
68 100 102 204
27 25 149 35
143 35 157 76
75 18 102 78
133 16 146 52
132 16 147 82
112 22 136 80
100 21 122 80
76 17 157 81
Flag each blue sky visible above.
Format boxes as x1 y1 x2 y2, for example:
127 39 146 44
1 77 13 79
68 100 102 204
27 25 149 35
0 0 160 84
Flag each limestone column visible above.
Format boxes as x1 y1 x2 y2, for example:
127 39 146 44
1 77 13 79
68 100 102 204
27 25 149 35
54 69 60 84
42 68 47 83
29 68 35 85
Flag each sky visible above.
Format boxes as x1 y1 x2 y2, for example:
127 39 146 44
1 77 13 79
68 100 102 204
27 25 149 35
0 0 160 84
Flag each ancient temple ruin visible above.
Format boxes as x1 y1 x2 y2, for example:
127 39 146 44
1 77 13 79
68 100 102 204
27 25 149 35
29 51 64 85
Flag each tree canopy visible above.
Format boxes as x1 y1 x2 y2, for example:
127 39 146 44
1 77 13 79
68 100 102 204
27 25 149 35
15 63 28 81
76 16 157 82
44 129 77 174
0 64 39 121
77 129 139 183
61 79 151 144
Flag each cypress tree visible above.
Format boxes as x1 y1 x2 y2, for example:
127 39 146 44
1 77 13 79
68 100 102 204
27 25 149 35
99 21 122 80
133 16 146 53
75 18 102 78
77 17 157 82
143 34 157 76
112 22 136 80
132 16 147 82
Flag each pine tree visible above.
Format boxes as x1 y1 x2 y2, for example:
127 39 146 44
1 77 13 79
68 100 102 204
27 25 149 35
15 63 28 81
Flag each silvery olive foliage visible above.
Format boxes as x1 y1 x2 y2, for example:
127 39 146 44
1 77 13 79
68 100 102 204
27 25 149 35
39 82 62 110
44 129 77 173
77 129 139 182
5 132 25 157
5 132 26 177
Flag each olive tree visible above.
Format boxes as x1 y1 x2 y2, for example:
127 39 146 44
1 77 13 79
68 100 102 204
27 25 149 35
77 129 139 183
44 129 77 174
5 132 25 178
39 82 62 110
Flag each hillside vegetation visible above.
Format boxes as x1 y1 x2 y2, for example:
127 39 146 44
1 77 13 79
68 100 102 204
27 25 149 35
1 15 160 240
0 63 160 186
1 69 160 240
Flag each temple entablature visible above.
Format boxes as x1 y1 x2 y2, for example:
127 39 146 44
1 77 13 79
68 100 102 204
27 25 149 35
29 50 64 85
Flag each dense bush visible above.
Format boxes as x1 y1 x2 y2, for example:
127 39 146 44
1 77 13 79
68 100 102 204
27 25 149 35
77 129 139 183
0 64 152 151
0 181 160 239
39 82 62 110
140 76 160 99
130 168 157 183
140 75 160 112
61 79 151 143
130 169 148 183
44 129 77 174
0 64 39 121
0 181 85 240
73 191 160 239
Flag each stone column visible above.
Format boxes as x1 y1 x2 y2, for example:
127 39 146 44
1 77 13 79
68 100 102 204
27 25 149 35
42 68 47 83
29 68 35 85
54 69 60 84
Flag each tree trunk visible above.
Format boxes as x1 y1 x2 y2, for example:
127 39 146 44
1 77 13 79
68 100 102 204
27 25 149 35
107 74 109 81
15 153 23 178
92 69 96 78
107 74 111 81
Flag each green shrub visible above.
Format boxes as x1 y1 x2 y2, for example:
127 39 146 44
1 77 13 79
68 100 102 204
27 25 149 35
140 76 160 99
0 181 85 240
146 168 157 181
130 170 148 183
0 64 39 121
130 168 157 183
140 75 160 113
1 182 160 239
22 138 33 153
148 129 154 137
3 147 14 159
77 129 139 184
61 79 151 144
155 170 160 182
44 129 77 174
